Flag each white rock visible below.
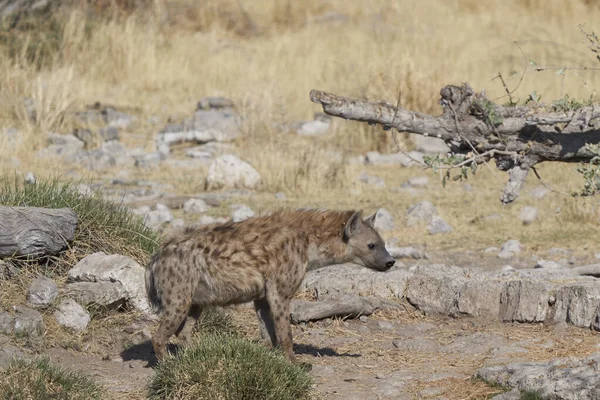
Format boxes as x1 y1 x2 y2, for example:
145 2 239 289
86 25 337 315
519 206 538 225
373 208 395 232
183 198 209 214
54 299 90 331
406 201 437 226
27 276 58 309
206 154 261 190
231 204 255 222
535 260 563 270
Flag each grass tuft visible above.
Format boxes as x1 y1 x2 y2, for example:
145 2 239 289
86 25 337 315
0 175 159 273
0 357 104 400
148 333 314 400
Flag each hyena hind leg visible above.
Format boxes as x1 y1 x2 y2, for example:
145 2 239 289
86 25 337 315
254 298 276 347
176 304 203 344
151 300 193 362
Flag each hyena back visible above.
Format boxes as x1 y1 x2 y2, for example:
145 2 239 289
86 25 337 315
145 208 395 367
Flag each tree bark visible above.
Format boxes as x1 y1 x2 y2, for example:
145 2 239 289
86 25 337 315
290 295 398 323
0 206 77 258
310 84 600 203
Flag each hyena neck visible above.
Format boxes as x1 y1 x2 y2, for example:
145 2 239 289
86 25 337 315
306 240 352 271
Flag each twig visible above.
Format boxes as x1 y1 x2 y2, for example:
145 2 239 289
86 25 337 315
423 150 517 171
530 166 572 197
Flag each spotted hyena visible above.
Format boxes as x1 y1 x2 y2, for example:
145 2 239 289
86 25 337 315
145 208 395 368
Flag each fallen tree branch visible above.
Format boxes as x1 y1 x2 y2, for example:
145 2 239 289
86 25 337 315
289 295 398 324
309 84 600 203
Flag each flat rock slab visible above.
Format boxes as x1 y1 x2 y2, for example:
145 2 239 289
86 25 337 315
301 264 600 330
478 352 600 400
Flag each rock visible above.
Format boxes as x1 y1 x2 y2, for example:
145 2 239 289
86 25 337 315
27 276 58 309
185 142 233 163
484 247 500 253
358 172 386 188
359 315 368 323
427 216 453 235
490 389 522 400
158 108 241 145
365 151 424 167
13 305 44 336
231 204 255 222
498 240 522 259
74 140 133 171
386 246 428 259
134 151 166 167
477 352 600 400
0 260 17 280
529 186 550 199
101 107 136 129
133 204 173 229
534 259 562 270
405 265 470 316
196 96 234 110
24 172 36 185
65 281 128 309
552 283 600 328
410 134 450 155
205 154 262 190
99 126 120 141
378 320 395 330
67 252 152 314
0 312 13 334
297 117 331 136
499 280 552 323
183 198 209 214
0 333 26 368
54 299 90 331
373 208 395 232
170 218 185 229
301 264 411 300
519 206 538 225
502 265 515 272
197 215 229 226
38 133 85 158
595 252 600 260
406 200 437 227
402 176 429 188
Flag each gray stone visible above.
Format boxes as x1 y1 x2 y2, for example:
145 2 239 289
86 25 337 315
0 312 13 334
0 334 26 368
183 198 209 214
13 305 43 336
519 206 538 225
534 259 562 270
67 252 152 314
405 265 470 315
498 240 522 259
38 133 84 158
296 119 330 136
427 216 453 235
134 151 166 167
99 126 120 141
410 134 450 155
158 107 241 145
477 352 600 400
358 172 385 188
406 200 437 226
197 215 229 226
484 247 500 253
301 264 411 300
185 142 232 162
392 338 440 352
403 176 429 188
27 276 58 309
552 283 600 328
490 388 521 400
364 151 424 167
359 315 368 323
373 208 395 232
196 96 234 110
24 172 36 185
231 204 255 222
170 218 185 229
499 280 552 323
548 247 571 257
64 281 127 309
377 321 395 330
133 204 173 229
457 279 503 318
529 186 550 199
386 246 428 259
0 260 17 280
206 154 261 190
54 299 90 331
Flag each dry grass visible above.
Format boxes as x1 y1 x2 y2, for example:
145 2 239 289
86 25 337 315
0 0 600 253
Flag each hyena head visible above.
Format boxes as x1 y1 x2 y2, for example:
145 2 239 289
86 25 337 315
342 211 396 272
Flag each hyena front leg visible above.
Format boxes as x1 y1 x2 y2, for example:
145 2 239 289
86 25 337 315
254 298 276 347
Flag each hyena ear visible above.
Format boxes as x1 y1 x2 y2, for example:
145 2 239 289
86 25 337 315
343 211 363 241
364 212 377 228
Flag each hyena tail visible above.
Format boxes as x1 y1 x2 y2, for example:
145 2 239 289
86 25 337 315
145 253 163 313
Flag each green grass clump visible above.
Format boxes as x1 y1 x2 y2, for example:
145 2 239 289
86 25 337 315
148 333 314 400
196 308 237 336
0 357 103 400
0 175 159 271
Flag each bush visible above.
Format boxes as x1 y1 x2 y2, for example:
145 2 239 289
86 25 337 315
0 175 159 272
196 307 237 336
0 357 103 400
148 333 314 400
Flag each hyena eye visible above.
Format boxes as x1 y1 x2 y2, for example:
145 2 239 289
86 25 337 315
368 243 376 250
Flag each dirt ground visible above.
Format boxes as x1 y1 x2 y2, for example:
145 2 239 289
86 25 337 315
37 268 599 400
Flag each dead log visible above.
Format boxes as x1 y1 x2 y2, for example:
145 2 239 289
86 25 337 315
310 85 600 203
290 294 398 323
0 206 77 258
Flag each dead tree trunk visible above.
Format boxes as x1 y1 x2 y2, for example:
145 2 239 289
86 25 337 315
0 206 77 258
310 84 600 203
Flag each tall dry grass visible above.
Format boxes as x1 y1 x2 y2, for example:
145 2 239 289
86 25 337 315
0 0 599 251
